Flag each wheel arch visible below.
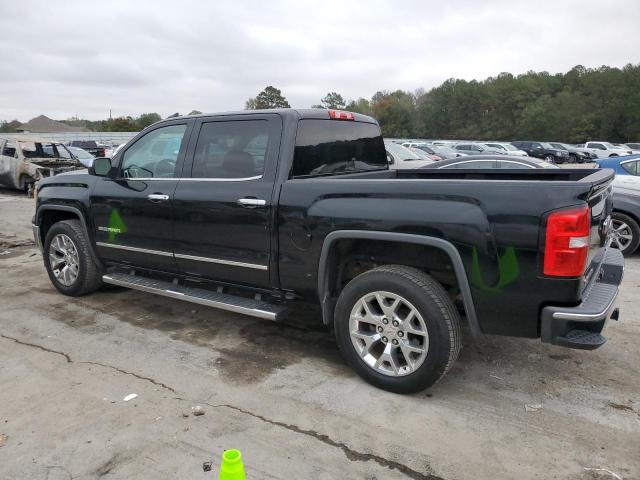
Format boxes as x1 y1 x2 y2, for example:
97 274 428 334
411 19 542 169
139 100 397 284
36 205 101 266
317 230 482 335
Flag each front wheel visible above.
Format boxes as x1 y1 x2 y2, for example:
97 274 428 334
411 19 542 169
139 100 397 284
544 154 556 163
334 265 461 393
43 219 103 296
610 212 640 256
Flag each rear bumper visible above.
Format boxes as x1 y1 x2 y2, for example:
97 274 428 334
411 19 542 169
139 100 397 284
541 248 624 350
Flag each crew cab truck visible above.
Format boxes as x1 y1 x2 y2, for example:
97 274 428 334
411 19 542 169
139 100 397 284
32 109 624 393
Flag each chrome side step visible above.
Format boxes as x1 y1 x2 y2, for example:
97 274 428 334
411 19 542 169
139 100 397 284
102 272 286 321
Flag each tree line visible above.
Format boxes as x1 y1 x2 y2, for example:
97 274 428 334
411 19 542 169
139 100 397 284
2 64 638 142
245 64 640 143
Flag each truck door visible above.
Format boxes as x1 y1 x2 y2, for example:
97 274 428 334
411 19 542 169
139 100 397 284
90 120 193 272
172 114 281 288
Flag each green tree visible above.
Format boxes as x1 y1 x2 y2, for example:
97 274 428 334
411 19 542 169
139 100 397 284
0 120 21 133
248 86 290 109
135 113 162 130
313 92 346 109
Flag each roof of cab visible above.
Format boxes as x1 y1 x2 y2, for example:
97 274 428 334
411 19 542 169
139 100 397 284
155 108 378 125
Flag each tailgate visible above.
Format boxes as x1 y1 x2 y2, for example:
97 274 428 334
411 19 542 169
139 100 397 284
582 169 615 286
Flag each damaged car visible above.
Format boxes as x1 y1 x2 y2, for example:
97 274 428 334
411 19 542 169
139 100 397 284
0 137 83 193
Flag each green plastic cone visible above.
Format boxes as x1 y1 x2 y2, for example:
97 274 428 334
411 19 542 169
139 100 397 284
218 449 245 480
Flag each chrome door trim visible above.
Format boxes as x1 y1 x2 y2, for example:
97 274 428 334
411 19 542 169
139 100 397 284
96 242 268 270
96 242 174 257
174 252 268 270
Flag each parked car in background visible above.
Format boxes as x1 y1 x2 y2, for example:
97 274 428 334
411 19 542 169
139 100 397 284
453 143 505 155
623 142 640 150
483 142 528 157
572 144 599 160
422 155 558 169
608 176 640 255
614 143 640 154
384 141 434 169
511 141 570 163
594 155 640 177
406 147 441 162
548 142 592 163
583 141 632 158
0 137 81 192
429 144 467 159
400 142 443 161
69 140 106 158
67 146 96 168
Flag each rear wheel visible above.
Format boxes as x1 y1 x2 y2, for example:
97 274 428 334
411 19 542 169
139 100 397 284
334 265 461 393
43 219 103 296
610 212 640 256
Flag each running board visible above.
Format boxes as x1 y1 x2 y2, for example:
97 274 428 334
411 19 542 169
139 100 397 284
102 272 286 321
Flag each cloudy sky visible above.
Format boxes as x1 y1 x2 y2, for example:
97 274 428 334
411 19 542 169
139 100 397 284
1 0 638 121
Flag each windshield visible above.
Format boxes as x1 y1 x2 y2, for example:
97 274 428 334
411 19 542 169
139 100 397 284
540 142 554 149
602 142 616 148
502 144 519 151
385 142 421 161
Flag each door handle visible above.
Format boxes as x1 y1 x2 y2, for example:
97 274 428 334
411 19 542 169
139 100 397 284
147 193 170 202
237 197 266 207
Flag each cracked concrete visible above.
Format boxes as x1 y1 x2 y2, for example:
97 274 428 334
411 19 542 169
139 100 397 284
1 189 639 480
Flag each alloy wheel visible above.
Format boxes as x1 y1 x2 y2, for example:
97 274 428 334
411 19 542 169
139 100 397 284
48 234 80 286
611 219 633 251
349 291 429 377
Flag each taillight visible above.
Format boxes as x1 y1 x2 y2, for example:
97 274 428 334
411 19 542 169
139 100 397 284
328 110 355 121
544 205 590 277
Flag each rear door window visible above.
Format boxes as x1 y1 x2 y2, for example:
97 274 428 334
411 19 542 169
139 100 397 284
292 120 386 177
621 160 639 175
190 120 270 179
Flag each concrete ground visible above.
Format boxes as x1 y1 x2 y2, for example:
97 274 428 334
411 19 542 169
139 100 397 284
0 187 638 480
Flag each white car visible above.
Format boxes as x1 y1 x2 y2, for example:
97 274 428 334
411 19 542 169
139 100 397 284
385 142 435 169
583 141 633 158
483 142 528 157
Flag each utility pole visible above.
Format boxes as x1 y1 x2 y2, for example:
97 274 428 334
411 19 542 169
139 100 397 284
109 109 112 120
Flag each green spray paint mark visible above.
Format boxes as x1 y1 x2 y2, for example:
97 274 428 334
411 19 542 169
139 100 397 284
471 246 519 292
107 209 127 242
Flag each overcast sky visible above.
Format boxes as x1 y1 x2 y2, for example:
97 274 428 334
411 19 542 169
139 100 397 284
1 0 638 121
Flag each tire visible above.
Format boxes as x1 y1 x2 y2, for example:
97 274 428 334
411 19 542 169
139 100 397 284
609 154 618 157
610 212 640 256
43 219 103 296
569 154 578 164
544 154 555 163
334 265 461 394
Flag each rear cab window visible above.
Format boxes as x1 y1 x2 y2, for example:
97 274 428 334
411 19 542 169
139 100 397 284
292 120 387 177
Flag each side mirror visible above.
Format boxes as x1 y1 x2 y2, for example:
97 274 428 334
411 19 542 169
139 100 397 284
387 154 394 164
89 157 112 176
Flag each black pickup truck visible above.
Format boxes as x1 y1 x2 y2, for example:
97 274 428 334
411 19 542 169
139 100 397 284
32 109 624 393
